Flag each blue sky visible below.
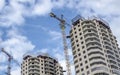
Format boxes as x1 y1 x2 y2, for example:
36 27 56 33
0 0 120 75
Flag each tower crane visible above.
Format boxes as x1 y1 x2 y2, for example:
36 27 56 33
50 12 71 75
1 48 19 75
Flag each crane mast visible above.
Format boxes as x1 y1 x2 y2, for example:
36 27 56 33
1 48 12 75
50 12 71 75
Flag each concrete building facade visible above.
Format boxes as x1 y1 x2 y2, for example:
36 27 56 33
70 16 120 75
21 53 63 75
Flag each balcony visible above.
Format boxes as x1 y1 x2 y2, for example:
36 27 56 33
82 23 96 29
101 28 107 34
112 69 120 75
107 50 114 55
84 32 99 38
85 38 100 44
110 64 118 70
81 20 96 27
89 56 105 63
102 32 108 37
104 41 111 46
83 26 97 32
91 66 108 72
83 28 98 35
109 59 117 65
28 63 39 67
29 66 39 69
89 54 105 62
86 41 101 47
108 54 115 60
87 45 102 51
85 36 100 41
90 61 107 66
105 45 112 50
88 50 104 57
103 37 110 42
29 69 40 75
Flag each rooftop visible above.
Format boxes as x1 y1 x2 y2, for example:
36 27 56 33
72 15 110 29
23 52 58 61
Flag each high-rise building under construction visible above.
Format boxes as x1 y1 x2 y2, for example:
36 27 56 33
70 16 120 75
21 53 63 75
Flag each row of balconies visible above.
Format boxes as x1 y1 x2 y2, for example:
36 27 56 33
88 50 104 57
108 55 115 60
81 21 96 27
107 50 114 55
82 23 96 30
90 61 107 67
109 59 117 65
83 29 98 35
28 72 40 75
83 27 97 34
102 32 108 37
23 57 39 63
29 68 40 72
87 46 102 51
28 61 40 65
28 58 39 62
28 63 39 66
103 37 110 42
105 46 112 50
85 36 100 42
86 41 101 48
101 28 107 34
112 69 120 75
104 41 111 46
91 66 108 72
110 64 119 70
28 70 40 75
28 65 40 69
89 56 105 62
84 32 99 38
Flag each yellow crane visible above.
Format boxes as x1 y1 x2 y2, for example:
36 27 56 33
50 12 71 75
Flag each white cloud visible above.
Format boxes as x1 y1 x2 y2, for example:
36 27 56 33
11 66 21 75
1 27 35 62
0 0 120 28
48 30 61 40
0 27 35 75
0 53 7 63
59 60 67 75
39 48 49 53
0 0 25 27
71 64 75 75
110 17 120 47
68 48 72 56
0 65 7 71
32 0 53 16
52 0 65 8
0 0 5 11
59 59 75 75
0 31 3 44
0 0 66 27
70 0 120 16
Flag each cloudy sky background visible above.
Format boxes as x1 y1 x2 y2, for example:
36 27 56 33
0 0 120 75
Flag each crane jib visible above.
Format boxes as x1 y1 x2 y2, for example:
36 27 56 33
50 12 71 75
